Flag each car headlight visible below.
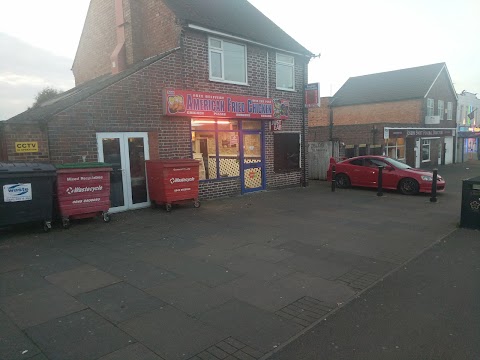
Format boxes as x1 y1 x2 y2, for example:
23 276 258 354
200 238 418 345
421 175 433 181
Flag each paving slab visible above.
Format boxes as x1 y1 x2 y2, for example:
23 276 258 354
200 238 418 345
0 285 87 329
45 264 121 296
77 282 165 323
0 270 50 299
220 255 295 282
119 306 224 360
97 343 163 360
146 278 232 316
0 310 41 360
199 300 302 353
25 309 133 360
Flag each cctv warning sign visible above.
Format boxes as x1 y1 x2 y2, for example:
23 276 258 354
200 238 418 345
15 142 39 153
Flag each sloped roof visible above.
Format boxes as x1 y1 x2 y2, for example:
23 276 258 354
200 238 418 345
164 0 312 56
331 63 448 107
7 49 179 124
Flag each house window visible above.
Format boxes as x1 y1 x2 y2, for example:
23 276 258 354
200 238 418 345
447 102 453 120
274 132 300 172
385 138 406 161
276 53 295 91
438 100 444 120
192 120 240 180
426 98 434 116
422 139 431 162
209 38 247 85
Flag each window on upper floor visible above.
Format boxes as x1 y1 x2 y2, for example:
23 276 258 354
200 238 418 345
208 37 247 85
426 98 434 116
276 53 295 91
447 102 453 120
438 100 444 120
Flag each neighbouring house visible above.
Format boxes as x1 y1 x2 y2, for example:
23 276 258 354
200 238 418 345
456 90 480 162
0 0 314 213
309 63 458 169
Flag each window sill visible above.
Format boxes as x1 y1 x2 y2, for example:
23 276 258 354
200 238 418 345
209 78 249 87
276 87 296 92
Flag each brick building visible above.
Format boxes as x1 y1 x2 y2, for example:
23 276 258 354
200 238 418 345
0 0 313 213
309 63 457 168
456 90 480 162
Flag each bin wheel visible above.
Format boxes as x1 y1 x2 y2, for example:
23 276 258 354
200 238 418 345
62 218 70 229
165 204 172 212
43 221 52 232
193 200 201 208
103 212 111 223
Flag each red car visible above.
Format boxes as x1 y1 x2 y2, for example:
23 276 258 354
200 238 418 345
326 156 445 195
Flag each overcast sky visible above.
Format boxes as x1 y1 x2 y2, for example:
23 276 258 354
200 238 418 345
1 0 479 119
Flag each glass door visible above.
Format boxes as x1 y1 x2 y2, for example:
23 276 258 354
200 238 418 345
241 130 265 193
97 133 150 213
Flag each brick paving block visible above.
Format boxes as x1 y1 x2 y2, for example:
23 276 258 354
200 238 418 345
242 346 264 358
197 351 218 360
276 311 294 320
232 350 256 360
291 317 311 327
281 306 299 317
217 341 239 354
207 345 229 359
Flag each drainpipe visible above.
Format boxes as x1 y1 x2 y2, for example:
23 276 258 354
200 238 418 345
302 59 307 187
110 0 127 74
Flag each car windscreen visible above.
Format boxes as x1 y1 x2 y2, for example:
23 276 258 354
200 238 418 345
385 158 411 169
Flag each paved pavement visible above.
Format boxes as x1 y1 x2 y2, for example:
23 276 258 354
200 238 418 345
0 160 479 360
269 227 480 360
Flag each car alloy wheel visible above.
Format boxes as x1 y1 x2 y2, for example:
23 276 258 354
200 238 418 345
335 173 351 189
399 178 419 195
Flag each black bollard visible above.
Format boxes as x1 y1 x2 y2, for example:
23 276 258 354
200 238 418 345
377 165 384 197
430 168 438 203
331 165 336 192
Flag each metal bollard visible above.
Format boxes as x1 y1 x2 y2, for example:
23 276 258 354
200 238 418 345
331 165 336 192
430 168 438 203
377 165 384 197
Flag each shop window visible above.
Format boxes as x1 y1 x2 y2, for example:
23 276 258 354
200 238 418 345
192 120 240 180
426 98 434 116
276 53 295 91
438 100 444 120
209 37 247 85
447 102 453 120
385 138 405 161
273 133 300 172
422 139 431 162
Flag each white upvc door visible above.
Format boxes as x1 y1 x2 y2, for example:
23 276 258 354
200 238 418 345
97 132 150 213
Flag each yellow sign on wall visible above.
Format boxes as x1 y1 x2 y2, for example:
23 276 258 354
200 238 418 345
15 142 39 153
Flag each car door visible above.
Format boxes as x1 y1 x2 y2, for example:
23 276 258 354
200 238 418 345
366 158 399 189
347 158 369 186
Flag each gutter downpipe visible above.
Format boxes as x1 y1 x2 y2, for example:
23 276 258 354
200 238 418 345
302 58 307 188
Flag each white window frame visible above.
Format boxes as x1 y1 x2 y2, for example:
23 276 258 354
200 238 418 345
422 139 431 162
208 37 247 86
276 53 295 91
385 138 406 161
438 100 444 120
426 98 434 116
447 102 453 120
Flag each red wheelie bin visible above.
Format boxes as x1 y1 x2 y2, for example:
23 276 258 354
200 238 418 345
146 159 200 212
55 163 112 228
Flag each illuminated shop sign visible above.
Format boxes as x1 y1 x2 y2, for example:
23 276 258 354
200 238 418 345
384 128 456 138
164 89 289 120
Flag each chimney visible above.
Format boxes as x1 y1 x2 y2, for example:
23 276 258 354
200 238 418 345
110 0 127 74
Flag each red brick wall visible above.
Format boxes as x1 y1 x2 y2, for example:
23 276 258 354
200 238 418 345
308 97 331 127
333 99 423 126
0 123 50 162
424 69 457 128
72 0 117 85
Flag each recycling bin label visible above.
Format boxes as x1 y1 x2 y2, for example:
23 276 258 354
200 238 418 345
3 183 32 202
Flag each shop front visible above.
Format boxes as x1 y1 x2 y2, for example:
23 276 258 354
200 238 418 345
384 128 456 168
164 89 290 194
457 126 480 162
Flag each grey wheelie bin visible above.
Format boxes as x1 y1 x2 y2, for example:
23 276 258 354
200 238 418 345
0 162 56 232
460 176 480 230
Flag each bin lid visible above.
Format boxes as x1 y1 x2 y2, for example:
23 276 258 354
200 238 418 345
0 162 56 174
55 162 112 169
463 176 480 183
